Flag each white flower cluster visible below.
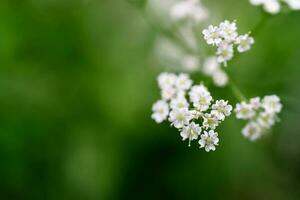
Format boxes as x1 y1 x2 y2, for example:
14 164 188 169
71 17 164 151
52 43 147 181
250 0 300 14
170 0 209 23
202 56 228 87
152 72 233 152
154 36 200 73
234 95 282 141
202 20 254 66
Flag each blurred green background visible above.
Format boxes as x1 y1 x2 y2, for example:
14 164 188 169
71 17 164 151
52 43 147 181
0 0 300 199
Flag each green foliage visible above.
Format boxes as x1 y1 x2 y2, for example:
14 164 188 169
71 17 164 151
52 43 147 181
0 0 300 200
126 0 147 9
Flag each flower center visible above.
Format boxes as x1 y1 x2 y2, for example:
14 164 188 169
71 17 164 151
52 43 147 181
206 137 213 145
176 113 185 122
158 108 164 114
207 118 214 125
241 108 250 115
199 96 207 104
177 102 184 108
248 127 256 136
218 107 225 113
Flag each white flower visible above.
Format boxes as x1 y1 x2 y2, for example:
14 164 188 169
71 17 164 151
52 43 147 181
212 69 228 87
257 112 276 128
199 130 219 152
193 93 213 112
169 108 193 129
284 0 300 10
170 0 192 21
235 34 254 52
242 122 262 141
189 85 212 112
250 0 280 14
158 72 177 90
152 72 235 150
170 0 209 22
161 87 177 100
203 20 254 67
180 122 202 146
189 84 209 100
181 55 199 72
202 25 222 46
176 90 186 98
219 20 238 42
189 84 209 99
202 113 219 130
235 102 256 119
151 100 169 123
263 0 281 14
190 110 202 119
202 56 219 76
211 100 233 121
175 73 192 91
250 97 261 110
235 95 282 141
202 57 228 87
216 42 234 65
249 0 265 5
170 96 189 110
262 95 282 114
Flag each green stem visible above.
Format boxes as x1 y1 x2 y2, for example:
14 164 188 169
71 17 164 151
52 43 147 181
227 13 272 102
251 12 270 36
229 78 247 102
140 9 196 55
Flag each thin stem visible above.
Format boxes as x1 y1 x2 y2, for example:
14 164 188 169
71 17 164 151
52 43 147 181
227 13 272 102
140 9 196 55
228 78 247 102
251 12 270 36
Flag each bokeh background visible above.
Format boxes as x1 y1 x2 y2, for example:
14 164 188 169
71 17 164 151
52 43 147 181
0 0 300 199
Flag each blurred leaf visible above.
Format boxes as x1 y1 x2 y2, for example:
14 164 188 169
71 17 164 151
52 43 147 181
126 0 147 8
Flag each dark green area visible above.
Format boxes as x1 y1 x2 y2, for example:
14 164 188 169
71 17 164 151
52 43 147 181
0 0 300 199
